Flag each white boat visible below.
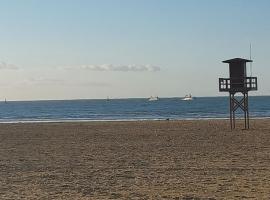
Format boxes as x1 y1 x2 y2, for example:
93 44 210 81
148 96 159 101
182 94 193 101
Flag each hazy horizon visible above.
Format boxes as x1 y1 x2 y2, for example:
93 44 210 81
1 0 269 100
2 94 269 102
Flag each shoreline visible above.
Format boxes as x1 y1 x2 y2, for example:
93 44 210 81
0 117 270 124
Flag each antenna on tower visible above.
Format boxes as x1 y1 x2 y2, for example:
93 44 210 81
249 43 253 77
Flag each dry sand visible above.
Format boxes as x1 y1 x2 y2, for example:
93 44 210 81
0 119 270 199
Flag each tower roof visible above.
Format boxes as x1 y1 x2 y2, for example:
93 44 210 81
222 58 252 64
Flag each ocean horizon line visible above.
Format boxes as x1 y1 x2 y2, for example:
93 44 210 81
1 95 269 103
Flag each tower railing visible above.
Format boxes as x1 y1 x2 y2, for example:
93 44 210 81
219 77 257 92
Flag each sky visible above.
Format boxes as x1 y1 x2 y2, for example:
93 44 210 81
0 0 269 100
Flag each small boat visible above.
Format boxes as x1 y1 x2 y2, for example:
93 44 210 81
182 94 193 101
148 96 159 101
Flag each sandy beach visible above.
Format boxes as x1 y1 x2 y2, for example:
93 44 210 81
0 119 270 199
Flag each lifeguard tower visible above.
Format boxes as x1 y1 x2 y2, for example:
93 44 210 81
219 58 258 129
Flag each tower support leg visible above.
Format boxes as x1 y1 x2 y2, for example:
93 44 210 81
229 93 233 130
247 93 249 129
244 93 247 129
229 92 250 130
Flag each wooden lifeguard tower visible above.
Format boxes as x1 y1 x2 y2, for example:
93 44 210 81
219 58 258 129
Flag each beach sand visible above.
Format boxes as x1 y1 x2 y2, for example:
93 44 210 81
0 120 270 199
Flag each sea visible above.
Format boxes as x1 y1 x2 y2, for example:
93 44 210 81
0 96 269 123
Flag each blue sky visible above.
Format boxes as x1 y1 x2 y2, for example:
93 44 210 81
0 0 269 100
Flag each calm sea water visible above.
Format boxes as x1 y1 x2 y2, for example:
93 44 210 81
0 96 269 122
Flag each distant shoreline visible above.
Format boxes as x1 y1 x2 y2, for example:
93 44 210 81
1 117 270 124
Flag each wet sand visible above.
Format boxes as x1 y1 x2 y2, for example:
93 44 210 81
0 120 270 199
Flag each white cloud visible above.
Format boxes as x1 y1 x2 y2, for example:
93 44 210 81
20 77 110 87
75 81 111 87
0 61 19 70
63 64 161 72
22 77 64 85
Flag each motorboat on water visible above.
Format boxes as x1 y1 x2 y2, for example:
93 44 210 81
182 94 193 101
148 96 159 101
